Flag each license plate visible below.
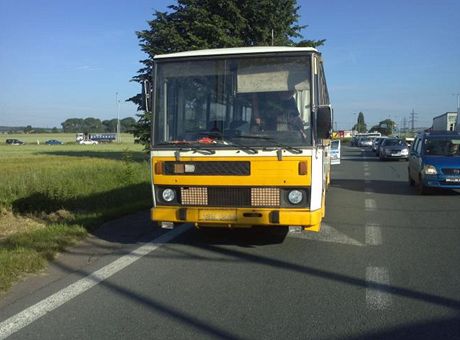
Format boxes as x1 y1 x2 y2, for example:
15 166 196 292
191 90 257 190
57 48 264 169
445 178 460 183
391 153 401 156
198 210 237 221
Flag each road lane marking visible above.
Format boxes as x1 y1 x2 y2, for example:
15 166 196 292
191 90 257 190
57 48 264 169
366 267 392 310
364 171 371 177
363 162 369 167
365 199 376 211
0 224 192 340
364 187 374 195
365 223 382 246
288 223 363 247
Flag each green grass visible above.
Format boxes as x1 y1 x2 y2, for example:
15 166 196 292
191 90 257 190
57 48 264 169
0 135 152 292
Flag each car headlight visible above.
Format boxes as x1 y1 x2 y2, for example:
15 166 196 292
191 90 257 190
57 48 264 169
423 165 437 175
288 190 303 205
161 188 176 202
401 149 408 155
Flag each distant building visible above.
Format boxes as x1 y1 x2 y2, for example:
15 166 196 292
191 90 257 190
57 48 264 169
432 112 457 131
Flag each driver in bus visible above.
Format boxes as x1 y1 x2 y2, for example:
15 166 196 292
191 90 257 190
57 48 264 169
258 91 307 139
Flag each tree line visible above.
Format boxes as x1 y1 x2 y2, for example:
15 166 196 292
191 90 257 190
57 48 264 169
61 117 136 133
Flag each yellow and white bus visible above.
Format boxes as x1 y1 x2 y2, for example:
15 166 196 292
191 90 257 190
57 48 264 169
146 47 332 231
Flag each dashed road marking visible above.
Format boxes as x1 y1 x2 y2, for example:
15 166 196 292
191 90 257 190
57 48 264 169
0 224 193 340
365 223 382 246
366 267 392 310
365 198 376 210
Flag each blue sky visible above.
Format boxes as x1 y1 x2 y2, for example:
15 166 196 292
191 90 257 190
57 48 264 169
0 0 459 130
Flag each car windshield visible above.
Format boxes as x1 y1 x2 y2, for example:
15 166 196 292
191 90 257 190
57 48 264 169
383 139 406 146
424 138 460 156
153 55 313 148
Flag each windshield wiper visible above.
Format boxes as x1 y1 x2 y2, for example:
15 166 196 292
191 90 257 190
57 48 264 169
232 135 303 155
194 131 259 155
156 141 215 160
220 139 258 154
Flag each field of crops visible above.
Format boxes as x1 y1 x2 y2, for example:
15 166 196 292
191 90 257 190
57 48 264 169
0 134 152 292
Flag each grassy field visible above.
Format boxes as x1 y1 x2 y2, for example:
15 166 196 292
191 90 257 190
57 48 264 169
0 134 152 292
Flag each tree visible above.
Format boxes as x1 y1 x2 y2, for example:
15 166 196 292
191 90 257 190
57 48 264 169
130 0 325 147
120 117 136 132
83 118 103 133
352 112 367 133
62 118 84 133
102 119 118 133
369 119 396 136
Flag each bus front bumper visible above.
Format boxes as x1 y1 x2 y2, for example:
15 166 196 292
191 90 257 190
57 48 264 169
151 206 322 232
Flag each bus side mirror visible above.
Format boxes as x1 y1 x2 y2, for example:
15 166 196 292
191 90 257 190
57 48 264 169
142 80 152 112
317 105 332 139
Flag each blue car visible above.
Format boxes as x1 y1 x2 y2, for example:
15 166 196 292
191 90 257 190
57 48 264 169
45 139 63 145
408 131 460 194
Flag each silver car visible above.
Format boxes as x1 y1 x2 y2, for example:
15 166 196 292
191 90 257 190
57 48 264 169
379 138 409 160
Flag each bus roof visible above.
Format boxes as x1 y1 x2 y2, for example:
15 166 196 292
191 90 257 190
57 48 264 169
154 46 319 60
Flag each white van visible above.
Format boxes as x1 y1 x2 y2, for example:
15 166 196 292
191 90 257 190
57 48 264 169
330 140 341 165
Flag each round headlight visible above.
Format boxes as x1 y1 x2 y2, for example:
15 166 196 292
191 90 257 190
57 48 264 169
162 188 176 202
288 190 303 205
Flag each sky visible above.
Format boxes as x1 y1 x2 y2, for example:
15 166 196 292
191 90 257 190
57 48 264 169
0 0 459 130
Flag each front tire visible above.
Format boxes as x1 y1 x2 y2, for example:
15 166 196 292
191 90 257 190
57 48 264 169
417 175 430 195
408 169 415 186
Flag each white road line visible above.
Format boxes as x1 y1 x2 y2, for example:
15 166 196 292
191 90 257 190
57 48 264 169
365 223 382 246
366 267 391 310
363 162 369 167
365 198 376 211
364 171 371 177
0 224 192 340
364 187 374 195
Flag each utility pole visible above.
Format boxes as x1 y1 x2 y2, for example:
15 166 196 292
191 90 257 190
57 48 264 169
410 108 417 133
116 92 121 143
453 93 460 116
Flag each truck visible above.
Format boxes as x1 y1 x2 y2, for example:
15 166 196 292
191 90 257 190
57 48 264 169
143 46 333 232
75 132 116 143
432 112 457 131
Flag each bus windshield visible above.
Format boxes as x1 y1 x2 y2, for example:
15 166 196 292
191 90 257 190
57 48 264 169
153 55 312 148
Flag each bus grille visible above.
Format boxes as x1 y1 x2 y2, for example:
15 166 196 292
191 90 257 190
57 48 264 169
164 161 250 176
180 187 280 207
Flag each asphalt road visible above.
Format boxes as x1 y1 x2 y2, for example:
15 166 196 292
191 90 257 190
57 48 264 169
1 145 460 339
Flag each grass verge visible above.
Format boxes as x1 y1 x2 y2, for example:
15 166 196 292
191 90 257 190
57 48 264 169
0 140 151 293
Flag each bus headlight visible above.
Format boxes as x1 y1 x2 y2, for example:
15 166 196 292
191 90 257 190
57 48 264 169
288 190 303 205
162 188 176 202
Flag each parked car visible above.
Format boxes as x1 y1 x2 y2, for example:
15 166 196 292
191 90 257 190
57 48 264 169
79 139 98 145
408 131 460 194
330 140 341 165
5 138 24 145
378 138 409 160
45 139 63 145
